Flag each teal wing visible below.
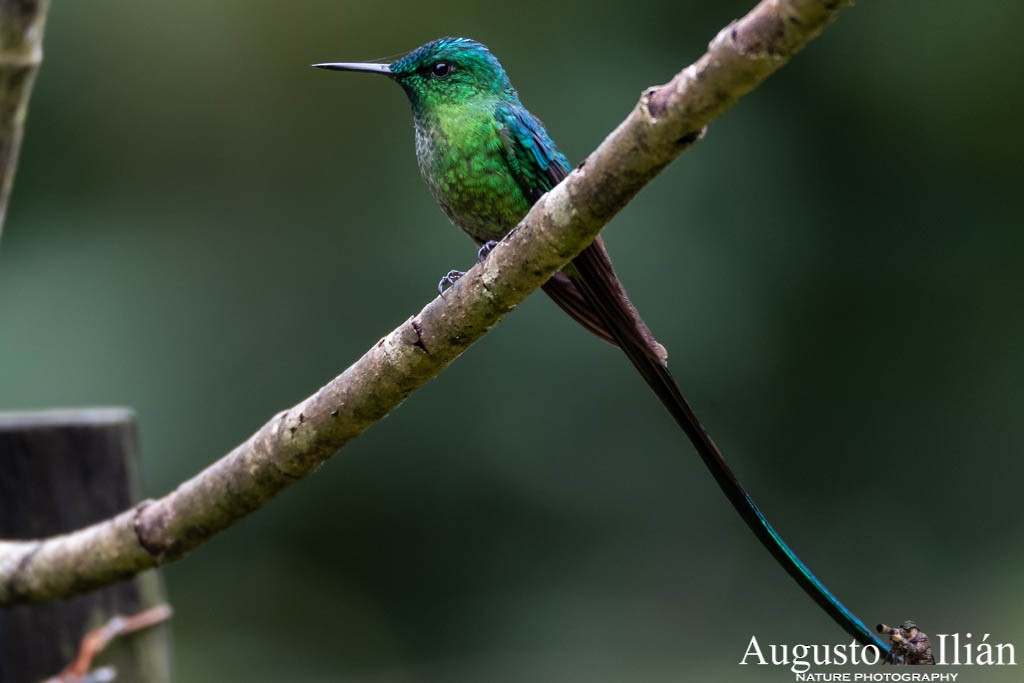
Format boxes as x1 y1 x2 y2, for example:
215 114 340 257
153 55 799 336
494 104 614 345
495 104 666 357
494 104 570 200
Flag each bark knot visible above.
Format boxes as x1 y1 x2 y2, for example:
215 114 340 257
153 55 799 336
410 317 428 354
133 499 171 560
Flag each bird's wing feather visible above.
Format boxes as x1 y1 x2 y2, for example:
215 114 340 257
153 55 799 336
495 103 667 362
495 105 567 197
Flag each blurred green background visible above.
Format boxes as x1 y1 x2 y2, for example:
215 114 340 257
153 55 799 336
2 1 1023 681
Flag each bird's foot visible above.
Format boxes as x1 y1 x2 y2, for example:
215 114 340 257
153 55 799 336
437 269 465 297
476 240 499 263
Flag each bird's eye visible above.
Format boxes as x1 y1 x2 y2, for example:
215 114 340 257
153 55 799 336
429 62 452 78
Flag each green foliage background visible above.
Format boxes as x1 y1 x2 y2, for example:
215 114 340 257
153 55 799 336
2 1 1022 681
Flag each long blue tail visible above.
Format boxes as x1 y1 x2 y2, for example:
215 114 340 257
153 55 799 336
744 492 888 651
566 246 889 653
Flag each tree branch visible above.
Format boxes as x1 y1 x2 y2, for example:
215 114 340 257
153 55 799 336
0 0 852 605
46 604 173 683
0 0 50 240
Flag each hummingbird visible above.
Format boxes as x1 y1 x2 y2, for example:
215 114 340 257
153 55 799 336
314 37 886 651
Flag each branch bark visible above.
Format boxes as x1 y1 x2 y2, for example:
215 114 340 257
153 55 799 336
0 0 852 605
0 0 49 240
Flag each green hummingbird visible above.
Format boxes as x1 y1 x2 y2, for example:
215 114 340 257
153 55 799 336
314 37 887 652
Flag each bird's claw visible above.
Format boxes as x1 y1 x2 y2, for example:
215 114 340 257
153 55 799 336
437 242 498 297
438 269 465 297
476 240 499 262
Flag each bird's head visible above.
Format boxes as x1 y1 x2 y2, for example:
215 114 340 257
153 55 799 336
314 37 517 110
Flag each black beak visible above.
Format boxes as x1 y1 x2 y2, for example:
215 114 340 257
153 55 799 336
311 62 393 76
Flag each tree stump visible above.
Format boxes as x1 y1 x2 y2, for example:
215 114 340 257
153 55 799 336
0 408 172 683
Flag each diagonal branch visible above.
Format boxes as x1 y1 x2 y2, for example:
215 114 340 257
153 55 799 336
0 0 50 240
0 0 852 605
